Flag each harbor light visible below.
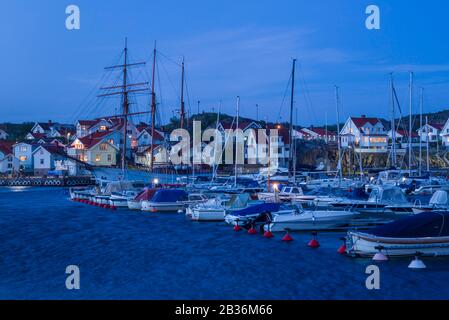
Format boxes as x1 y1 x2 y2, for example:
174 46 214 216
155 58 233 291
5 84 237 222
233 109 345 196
153 178 159 185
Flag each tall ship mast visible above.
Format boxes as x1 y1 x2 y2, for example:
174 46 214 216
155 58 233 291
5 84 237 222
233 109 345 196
98 38 148 179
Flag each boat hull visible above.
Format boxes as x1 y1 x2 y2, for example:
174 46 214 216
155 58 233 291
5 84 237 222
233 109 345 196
347 231 449 257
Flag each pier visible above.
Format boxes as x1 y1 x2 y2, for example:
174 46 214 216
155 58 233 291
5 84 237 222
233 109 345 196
0 176 94 187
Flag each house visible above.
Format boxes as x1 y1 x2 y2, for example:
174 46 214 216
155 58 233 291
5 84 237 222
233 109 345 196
32 145 68 176
439 119 449 147
388 129 419 144
136 127 165 148
300 127 337 142
0 141 19 174
134 144 169 167
30 121 54 135
67 131 119 166
418 123 443 143
26 132 47 140
13 142 36 173
340 116 388 152
0 128 9 140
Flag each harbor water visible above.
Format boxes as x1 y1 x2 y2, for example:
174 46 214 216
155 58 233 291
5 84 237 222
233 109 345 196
1 187 449 300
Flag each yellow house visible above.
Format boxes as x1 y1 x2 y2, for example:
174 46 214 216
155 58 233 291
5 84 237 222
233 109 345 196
67 131 118 166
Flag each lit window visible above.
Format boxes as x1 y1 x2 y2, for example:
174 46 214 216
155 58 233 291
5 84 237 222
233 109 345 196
19 156 27 161
99 143 108 151
100 126 107 131
95 154 101 162
20 146 27 152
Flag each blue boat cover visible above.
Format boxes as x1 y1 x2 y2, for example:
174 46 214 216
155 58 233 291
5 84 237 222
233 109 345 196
369 212 449 238
232 203 281 217
150 189 188 203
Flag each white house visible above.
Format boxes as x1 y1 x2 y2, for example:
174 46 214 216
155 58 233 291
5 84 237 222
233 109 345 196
134 144 169 167
136 127 165 147
439 119 449 147
13 142 35 173
340 116 388 152
418 123 443 143
0 141 19 175
32 145 67 176
0 129 9 140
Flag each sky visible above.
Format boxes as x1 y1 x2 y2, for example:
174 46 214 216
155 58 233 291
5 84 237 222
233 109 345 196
1 0 449 127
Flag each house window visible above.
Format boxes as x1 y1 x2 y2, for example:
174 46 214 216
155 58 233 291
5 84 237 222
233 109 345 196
20 146 27 152
40 159 44 165
75 143 84 150
7 163 12 169
19 156 27 162
40 150 44 155
99 143 108 151
100 126 107 131
95 154 101 162
107 154 112 162
127 130 132 134
144 134 149 140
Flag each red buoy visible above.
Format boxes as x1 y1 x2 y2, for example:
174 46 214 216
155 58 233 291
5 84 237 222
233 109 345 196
282 232 293 242
264 230 274 238
233 224 242 231
337 244 347 254
308 239 320 248
248 227 257 235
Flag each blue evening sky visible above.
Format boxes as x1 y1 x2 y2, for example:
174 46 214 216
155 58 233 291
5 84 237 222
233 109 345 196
1 0 449 126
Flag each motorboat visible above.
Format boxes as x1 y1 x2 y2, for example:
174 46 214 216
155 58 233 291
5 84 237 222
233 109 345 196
346 211 449 257
258 185 314 203
109 190 142 207
323 185 414 215
224 202 293 229
264 206 360 232
141 189 208 212
413 190 449 214
186 193 263 221
127 188 158 210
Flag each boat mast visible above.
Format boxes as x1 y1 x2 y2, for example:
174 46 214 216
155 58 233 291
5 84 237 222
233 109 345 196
390 73 396 168
335 86 342 182
289 59 297 179
409 71 413 175
150 41 157 172
99 38 147 179
121 39 131 178
235 96 240 187
426 116 430 171
180 56 186 130
212 100 221 182
419 87 423 175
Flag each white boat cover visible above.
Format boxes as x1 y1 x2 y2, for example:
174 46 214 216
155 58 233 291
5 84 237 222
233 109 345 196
430 190 449 206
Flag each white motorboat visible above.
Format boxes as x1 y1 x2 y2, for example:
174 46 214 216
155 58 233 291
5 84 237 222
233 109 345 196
264 207 359 232
127 188 158 210
346 212 449 257
258 186 314 203
109 190 142 207
412 190 449 214
141 189 208 213
187 193 262 221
